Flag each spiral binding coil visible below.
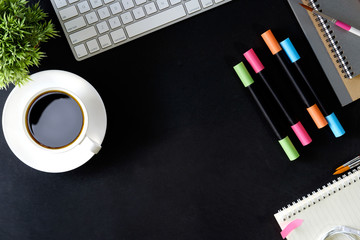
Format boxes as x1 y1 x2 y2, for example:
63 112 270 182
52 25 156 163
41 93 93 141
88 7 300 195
278 167 360 222
308 0 354 79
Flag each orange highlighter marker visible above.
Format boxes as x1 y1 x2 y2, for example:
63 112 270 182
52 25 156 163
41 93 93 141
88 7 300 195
261 30 328 129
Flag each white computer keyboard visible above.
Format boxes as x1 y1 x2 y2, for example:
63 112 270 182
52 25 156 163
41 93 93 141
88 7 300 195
50 0 231 61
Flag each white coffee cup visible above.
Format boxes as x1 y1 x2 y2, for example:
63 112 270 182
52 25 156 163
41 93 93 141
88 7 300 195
2 70 107 173
23 88 101 154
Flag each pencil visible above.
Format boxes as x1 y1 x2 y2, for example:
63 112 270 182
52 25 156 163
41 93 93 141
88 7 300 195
243 48 312 146
233 62 300 161
279 38 345 138
300 3 360 38
261 30 328 129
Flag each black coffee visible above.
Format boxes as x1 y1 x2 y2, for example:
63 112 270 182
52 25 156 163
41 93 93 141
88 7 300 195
26 91 84 149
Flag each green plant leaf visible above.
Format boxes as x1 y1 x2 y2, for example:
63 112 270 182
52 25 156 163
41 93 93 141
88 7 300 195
0 0 58 89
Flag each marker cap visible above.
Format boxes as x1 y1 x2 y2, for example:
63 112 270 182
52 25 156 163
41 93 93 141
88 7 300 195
278 136 299 161
243 49 265 73
261 29 282 55
307 104 328 129
233 62 254 87
335 21 351 31
280 38 301 63
326 112 345 137
291 121 312 146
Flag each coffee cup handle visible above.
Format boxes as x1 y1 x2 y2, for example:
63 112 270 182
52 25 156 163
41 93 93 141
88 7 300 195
80 136 102 154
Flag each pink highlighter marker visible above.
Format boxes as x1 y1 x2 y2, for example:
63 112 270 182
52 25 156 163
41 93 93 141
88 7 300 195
244 49 312 146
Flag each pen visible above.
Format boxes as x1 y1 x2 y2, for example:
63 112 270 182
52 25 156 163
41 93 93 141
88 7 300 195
300 3 360 38
243 48 312 146
233 62 300 161
279 38 345 138
261 29 328 129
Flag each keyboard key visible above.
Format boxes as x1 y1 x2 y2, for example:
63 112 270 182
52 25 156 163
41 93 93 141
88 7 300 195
200 0 213 8
54 0 67 8
108 16 121 29
90 0 102 8
126 5 186 37
170 0 181 5
110 29 127 43
86 39 100 53
185 0 201 14
135 0 146 5
133 7 145 20
74 44 88 58
69 26 97 44
59 6 78 20
120 12 133 24
122 0 135 10
144 2 157 15
69 0 80 3
64 16 86 32
85 12 99 24
156 0 169 10
78 1 91 13
96 21 110 34
104 0 114 3
99 34 112 48
98 7 110 19
109 2 122 14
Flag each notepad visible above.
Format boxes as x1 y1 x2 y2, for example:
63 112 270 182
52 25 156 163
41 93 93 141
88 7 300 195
274 168 360 240
287 0 360 106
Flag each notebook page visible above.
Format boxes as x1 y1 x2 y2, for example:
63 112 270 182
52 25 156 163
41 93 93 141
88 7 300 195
274 170 360 240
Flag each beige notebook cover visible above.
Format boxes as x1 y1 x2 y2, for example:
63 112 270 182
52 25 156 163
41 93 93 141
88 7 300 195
287 0 360 106
274 169 360 239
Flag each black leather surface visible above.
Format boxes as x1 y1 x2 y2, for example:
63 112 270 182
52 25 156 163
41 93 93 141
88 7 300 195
0 1 359 239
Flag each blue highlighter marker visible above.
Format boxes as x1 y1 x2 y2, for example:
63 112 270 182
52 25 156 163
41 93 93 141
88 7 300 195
280 38 345 137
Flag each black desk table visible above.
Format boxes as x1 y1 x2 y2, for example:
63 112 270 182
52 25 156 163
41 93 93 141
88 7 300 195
1 0 360 239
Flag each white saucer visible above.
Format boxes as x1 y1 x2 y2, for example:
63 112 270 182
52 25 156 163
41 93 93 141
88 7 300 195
2 70 107 173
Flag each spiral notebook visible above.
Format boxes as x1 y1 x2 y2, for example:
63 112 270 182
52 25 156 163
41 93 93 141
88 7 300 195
274 168 360 240
287 0 360 106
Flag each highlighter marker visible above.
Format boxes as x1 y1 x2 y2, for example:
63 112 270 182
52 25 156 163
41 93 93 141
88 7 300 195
233 62 299 161
279 38 345 137
243 48 312 146
261 29 328 129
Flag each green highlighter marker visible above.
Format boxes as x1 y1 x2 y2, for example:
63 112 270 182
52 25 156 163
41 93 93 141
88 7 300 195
234 62 299 161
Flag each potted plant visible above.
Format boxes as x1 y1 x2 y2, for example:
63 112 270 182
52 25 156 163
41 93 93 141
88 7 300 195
0 0 58 89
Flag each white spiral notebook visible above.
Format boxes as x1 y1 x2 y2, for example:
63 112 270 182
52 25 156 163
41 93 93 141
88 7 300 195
274 168 360 240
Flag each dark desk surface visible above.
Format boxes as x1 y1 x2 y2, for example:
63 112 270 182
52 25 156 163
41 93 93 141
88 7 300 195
1 0 360 239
